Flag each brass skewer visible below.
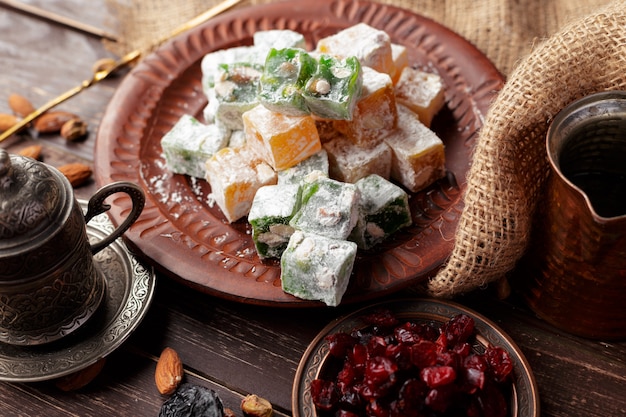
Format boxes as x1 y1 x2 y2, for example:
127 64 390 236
0 0 244 144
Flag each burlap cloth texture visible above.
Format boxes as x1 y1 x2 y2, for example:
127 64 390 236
105 0 626 297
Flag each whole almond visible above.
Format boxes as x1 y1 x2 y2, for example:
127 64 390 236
0 113 18 132
155 347 184 395
55 357 106 391
60 118 88 141
8 93 36 118
241 394 274 417
33 111 78 134
18 145 43 160
58 162 92 187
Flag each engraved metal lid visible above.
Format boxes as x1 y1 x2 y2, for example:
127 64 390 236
0 148 72 252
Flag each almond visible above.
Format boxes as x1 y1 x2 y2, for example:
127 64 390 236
18 145 43 160
60 118 88 141
55 357 106 391
0 113 18 132
241 394 274 417
58 162 92 187
33 111 78 134
8 93 36 118
155 347 184 395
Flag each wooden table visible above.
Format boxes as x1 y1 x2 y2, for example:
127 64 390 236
1 1 625 416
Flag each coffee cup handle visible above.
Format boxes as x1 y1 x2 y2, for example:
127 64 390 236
84 181 146 255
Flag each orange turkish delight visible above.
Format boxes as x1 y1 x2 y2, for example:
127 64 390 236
384 104 446 193
243 104 321 171
334 67 397 148
205 146 277 223
394 67 445 127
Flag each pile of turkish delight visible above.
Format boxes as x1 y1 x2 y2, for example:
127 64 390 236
161 23 447 306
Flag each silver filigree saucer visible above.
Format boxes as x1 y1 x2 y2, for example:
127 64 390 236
0 200 156 382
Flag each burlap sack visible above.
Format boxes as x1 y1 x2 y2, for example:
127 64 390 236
104 0 626 298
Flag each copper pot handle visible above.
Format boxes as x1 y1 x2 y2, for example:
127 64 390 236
84 181 145 255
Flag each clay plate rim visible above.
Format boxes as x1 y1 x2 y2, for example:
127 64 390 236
94 0 504 307
292 298 540 417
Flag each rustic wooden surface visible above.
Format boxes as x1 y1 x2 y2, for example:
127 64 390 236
1 1 626 416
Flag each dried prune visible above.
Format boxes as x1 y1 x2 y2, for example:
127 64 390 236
159 383 224 417
310 311 515 417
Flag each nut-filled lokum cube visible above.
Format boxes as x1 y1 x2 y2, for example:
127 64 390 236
394 67 445 127
323 134 392 183
289 176 360 240
258 48 318 116
161 114 230 178
302 54 362 120
384 104 446 193
334 67 397 147
206 63 263 130
201 45 262 93
349 174 412 250
316 23 394 76
277 149 329 185
248 184 302 259
243 104 321 171
280 230 357 307
205 146 277 223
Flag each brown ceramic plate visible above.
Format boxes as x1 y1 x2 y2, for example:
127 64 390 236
94 0 504 306
292 298 540 417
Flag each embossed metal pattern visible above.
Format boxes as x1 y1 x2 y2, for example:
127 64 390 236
95 0 504 306
292 298 540 417
0 200 156 382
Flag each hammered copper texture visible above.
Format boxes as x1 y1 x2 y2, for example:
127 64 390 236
95 0 504 306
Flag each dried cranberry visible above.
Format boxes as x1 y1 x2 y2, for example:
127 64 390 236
361 309 399 329
326 332 357 358
366 336 388 358
362 356 398 398
485 345 513 383
409 340 438 368
310 379 338 411
420 365 456 388
365 399 390 417
393 378 428 415
336 410 360 417
424 384 456 413
442 314 475 347
474 382 508 417
385 343 412 371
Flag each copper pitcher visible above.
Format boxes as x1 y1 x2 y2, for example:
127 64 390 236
516 91 626 340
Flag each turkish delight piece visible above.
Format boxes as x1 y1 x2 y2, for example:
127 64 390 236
390 43 409 84
258 48 318 116
248 184 302 259
302 54 362 120
289 176 360 240
201 45 262 93
323 134 392 183
280 230 357 307
384 104 446 193
228 129 246 148
161 114 230 178
205 146 277 223
334 66 397 147
208 63 263 130
243 104 321 171
394 67 445 127
277 149 329 185
253 29 306 52
316 23 394 76
349 174 412 250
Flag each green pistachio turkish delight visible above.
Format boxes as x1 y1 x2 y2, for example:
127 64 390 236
277 149 329 185
303 54 362 120
248 184 302 259
161 114 230 178
208 63 263 130
289 176 360 240
280 230 357 307
349 174 412 250
258 48 317 116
